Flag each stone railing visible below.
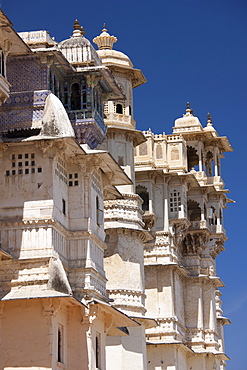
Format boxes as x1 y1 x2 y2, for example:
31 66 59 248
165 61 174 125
105 112 134 128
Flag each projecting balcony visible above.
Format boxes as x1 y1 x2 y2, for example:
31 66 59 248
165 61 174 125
104 112 135 129
189 220 226 237
68 109 107 149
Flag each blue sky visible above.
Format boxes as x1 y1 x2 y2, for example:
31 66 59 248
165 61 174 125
2 0 246 368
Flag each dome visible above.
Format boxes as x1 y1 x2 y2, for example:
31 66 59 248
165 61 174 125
58 20 102 67
173 103 203 133
93 26 133 67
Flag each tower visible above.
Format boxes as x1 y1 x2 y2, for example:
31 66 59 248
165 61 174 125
94 27 154 370
0 14 139 370
135 103 232 370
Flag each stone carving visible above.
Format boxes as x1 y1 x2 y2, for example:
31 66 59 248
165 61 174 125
181 233 207 255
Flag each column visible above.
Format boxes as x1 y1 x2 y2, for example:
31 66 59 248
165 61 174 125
163 179 169 232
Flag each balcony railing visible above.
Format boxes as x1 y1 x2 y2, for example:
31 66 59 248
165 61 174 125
68 109 107 134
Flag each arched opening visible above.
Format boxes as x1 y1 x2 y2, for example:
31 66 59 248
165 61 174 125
71 83 81 110
129 105 132 116
187 146 199 171
116 103 123 114
187 199 201 221
136 186 149 212
205 151 214 176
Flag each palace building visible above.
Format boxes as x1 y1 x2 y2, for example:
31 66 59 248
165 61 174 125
0 10 232 370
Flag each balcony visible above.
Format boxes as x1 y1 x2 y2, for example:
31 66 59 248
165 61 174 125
105 112 135 129
68 109 107 149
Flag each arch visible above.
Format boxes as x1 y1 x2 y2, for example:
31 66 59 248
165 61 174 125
187 199 201 221
205 150 214 176
187 146 199 171
136 185 149 211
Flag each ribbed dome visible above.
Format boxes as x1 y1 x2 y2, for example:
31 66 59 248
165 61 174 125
58 20 102 67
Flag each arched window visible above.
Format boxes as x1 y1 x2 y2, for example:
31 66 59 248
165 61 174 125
136 186 149 211
71 83 81 110
116 103 123 114
129 105 132 116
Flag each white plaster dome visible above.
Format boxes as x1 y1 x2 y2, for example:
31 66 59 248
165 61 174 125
58 20 102 67
93 26 133 67
173 103 203 133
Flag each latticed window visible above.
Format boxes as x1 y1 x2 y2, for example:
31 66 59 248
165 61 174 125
170 189 181 212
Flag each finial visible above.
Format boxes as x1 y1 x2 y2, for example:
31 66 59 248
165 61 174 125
74 19 80 30
207 112 213 126
73 19 85 36
93 26 117 50
185 102 193 116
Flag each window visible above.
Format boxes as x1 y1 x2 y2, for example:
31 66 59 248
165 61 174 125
57 325 64 364
116 103 123 114
136 186 149 212
170 190 181 212
71 83 81 110
62 199 66 215
96 196 103 226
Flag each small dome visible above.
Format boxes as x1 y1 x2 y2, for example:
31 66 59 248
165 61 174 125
58 20 102 67
93 25 133 67
173 103 203 133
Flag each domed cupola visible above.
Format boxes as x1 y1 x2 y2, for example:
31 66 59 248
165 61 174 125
173 102 203 133
58 20 102 69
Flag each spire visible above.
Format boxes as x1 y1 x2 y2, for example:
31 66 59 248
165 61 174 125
93 25 117 50
72 19 85 37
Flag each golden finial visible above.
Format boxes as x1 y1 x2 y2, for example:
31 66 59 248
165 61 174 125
102 23 107 32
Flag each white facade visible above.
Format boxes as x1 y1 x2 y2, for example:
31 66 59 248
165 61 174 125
0 12 232 370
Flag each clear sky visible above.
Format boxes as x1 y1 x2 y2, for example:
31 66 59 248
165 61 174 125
1 0 246 368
